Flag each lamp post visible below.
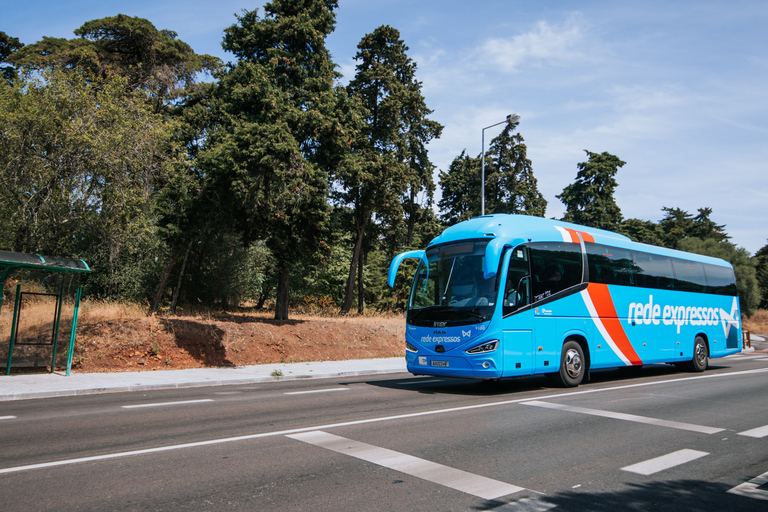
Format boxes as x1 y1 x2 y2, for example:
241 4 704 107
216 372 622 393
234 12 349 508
481 113 520 216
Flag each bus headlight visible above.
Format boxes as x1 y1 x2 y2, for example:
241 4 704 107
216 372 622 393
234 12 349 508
466 340 499 354
406 341 419 353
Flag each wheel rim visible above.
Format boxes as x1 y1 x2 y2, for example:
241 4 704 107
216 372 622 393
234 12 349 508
564 348 582 379
694 341 707 367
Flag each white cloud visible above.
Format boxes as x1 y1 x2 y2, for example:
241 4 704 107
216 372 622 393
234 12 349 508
478 15 590 73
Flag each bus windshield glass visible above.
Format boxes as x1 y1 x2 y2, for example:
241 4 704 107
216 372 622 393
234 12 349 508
407 240 498 327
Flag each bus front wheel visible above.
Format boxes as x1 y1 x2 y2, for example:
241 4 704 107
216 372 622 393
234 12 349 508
555 341 585 387
686 336 708 372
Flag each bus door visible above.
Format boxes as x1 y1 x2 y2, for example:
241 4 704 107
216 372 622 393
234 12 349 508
530 242 587 373
501 247 535 377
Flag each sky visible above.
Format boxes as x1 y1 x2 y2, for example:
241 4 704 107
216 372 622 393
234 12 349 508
3 0 767 253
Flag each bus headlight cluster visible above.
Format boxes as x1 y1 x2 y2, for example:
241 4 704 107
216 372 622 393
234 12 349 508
406 341 419 353
466 340 499 354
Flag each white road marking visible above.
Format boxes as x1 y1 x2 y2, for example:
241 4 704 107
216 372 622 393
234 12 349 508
287 431 525 500
728 469 768 501
621 449 709 475
0 416 16 420
725 355 768 361
522 401 724 434
121 399 214 409
739 424 768 438
493 498 557 511
284 388 349 395
1 367 765 475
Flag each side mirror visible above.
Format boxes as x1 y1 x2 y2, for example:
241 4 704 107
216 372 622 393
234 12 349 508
388 250 427 288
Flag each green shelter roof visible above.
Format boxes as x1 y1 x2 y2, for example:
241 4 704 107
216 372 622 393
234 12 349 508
0 250 91 274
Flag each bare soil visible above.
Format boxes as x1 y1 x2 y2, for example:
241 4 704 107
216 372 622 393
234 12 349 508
72 312 405 373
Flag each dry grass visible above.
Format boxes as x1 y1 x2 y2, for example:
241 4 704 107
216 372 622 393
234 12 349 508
78 300 146 324
743 309 768 336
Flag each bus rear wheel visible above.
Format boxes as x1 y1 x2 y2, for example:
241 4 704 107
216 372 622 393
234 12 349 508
555 340 585 387
686 336 708 372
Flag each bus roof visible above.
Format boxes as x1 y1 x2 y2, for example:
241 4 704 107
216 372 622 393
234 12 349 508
427 214 732 268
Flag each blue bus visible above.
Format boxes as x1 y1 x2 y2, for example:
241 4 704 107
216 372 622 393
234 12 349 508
388 214 742 386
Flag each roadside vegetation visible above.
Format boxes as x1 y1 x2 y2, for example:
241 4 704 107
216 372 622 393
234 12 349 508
1 2 766 372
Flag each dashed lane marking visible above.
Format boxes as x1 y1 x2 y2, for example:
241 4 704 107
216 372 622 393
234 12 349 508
621 449 708 475
121 399 214 409
287 430 526 500
0 416 16 420
523 401 724 434
284 388 349 395
492 498 557 511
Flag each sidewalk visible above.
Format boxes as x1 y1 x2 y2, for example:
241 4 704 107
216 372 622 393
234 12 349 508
2 335 765 402
0 357 408 402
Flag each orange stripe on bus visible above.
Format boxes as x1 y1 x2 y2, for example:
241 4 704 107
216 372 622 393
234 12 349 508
563 228 580 243
577 230 594 243
587 284 643 365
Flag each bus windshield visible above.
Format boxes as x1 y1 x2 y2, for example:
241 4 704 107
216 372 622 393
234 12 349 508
407 240 498 327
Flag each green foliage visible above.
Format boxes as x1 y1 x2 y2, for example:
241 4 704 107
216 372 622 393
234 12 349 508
620 218 664 246
10 15 220 108
335 24 442 314
439 123 545 223
439 151 481 224
0 31 23 83
754 242 768 309
204 0 352 320
677 238 759 316
0 68 178 298
658 207 729 249
558 150 624 231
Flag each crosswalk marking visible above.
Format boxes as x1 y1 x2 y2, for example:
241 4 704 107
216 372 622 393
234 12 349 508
739 424 768 438
621 449 708 475
287 430 526 500
728 469 768 501
522 401 724 434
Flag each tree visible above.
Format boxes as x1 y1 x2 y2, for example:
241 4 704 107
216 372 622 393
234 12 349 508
0 31 23 84
658 206 729 249
754 241 768 309
620 218 664 246
338 25 442 314
438 151 481 224
9 15 219 110
439 122 545 223
558 150 624 230
677 238 759 316
203 1 354 320
0 68 177 297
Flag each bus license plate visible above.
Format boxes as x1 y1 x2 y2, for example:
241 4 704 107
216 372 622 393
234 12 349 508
431 360 449 368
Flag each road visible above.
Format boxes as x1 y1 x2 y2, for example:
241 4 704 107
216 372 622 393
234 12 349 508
1 353 767 511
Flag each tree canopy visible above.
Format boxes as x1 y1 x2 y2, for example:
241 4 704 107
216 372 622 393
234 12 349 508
558 150 624 231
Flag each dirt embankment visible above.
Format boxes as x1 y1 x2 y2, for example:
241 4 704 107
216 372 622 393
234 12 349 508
73 312 406 373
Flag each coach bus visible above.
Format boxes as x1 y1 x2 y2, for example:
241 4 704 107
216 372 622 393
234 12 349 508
388 214 742 386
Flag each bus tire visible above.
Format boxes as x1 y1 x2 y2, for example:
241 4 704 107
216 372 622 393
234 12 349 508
556 340 585 387
686 336 708 372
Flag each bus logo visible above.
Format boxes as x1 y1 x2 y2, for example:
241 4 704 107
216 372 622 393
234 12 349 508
433 322 447 327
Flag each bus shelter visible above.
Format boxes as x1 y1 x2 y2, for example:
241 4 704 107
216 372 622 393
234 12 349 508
0 250 91 376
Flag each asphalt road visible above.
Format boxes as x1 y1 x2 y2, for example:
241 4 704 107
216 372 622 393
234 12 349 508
1 353 767 511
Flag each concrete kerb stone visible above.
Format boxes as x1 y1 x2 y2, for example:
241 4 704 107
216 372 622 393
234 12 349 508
0 358 408 401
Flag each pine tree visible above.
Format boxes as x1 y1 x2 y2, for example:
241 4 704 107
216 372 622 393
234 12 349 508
439 122 545 223
337 25 442 314
202 1 354 320
557 150 624 230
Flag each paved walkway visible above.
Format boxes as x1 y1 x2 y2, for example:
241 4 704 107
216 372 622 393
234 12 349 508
0 357 407 402
1 334 765 402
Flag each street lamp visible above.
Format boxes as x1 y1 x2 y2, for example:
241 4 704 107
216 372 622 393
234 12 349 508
481 113 520 216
